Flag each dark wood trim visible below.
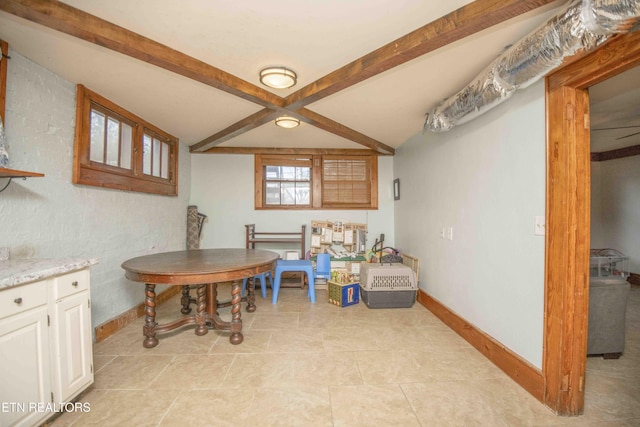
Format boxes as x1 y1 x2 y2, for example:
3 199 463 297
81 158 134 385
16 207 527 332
94 285 181 343
544 82 591 416
190 109 280 153
417 289 544 402
0 0 554 154
544 31 640 416
73 84 179 196
0 0 283 109
294 108 395 155
591 144 640 162
0 39 7 124
190 108 395 155
201 147 383 156
284 0 558 110
0 167 44 178
547 32 640 91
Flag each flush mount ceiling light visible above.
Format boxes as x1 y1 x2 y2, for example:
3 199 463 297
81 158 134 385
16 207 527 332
259 67 297 89
275 116 300 129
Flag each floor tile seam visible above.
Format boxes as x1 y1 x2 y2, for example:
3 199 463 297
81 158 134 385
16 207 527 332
54 388 111 427
397 382 436 427
398 381 513 427
332 382 423 425
90 386 157 391
93 355 118 374
152 393 180 427
219 352 242 385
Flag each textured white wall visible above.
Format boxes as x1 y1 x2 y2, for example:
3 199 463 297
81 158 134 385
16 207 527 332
394 81 546 368
0 49 191 329
591 156 640 273
189 154 395 256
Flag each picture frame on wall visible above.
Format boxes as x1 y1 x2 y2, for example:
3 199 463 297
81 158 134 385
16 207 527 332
393 178 400 201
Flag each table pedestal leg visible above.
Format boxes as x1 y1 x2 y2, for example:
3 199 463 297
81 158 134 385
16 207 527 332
143 284 159 348
229 279 244 345
180 285 193 314
206 283 218 318
246 277 256 313
194 284 208 336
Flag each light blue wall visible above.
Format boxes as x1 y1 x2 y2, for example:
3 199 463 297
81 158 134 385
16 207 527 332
2 46 548 365
189 154 395 256
0 50 192 329
393 81 547 368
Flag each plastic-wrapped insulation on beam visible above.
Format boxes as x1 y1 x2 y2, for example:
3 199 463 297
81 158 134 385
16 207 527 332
424 0 640 132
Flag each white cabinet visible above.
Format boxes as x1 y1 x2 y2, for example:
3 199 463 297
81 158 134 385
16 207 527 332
0 268 93 427
49 269 93 404
0 280 52 427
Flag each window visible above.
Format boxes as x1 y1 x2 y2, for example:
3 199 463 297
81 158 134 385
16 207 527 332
264 157 311 207
73 85 178 196
255 154 378 209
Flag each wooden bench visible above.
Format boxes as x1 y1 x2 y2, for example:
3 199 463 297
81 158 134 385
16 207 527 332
245 224 306 288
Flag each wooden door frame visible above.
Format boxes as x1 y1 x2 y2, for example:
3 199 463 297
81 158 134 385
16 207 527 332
544 30 640 415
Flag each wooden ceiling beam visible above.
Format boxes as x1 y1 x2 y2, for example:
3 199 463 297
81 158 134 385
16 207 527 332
0 0 558 155
192 107 395 155
591 144 640 162
284 0 559 110
200 147 382 156
0 0 283 108
190 108 280 153
293 108 395 155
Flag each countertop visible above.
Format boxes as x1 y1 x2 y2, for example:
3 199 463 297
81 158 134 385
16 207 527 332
0 257 98 290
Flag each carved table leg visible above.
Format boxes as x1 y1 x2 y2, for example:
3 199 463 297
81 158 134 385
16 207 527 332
206 283 218 318
143 284 159 348
229 279 244 345
180 285 193 314
246 276 256 313
194 284 208 336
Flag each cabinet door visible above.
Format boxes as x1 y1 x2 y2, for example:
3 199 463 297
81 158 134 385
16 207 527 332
50 290 93 403
0 306 51 427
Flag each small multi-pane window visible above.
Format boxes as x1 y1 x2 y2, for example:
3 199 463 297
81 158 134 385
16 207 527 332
265 164 311 206
142 132 171 179
73 85 178 196
89 105 133 170
255 154 377 210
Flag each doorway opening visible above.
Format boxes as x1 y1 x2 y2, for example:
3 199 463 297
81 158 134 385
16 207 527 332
543 31 640 415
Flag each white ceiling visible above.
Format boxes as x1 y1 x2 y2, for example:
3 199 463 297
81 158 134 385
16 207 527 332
590 66 640 152
2 0 633 153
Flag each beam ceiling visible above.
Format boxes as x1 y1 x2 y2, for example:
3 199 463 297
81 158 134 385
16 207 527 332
0 0 559 155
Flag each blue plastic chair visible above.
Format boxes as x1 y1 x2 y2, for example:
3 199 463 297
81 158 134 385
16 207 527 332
315 253 331 281
242 271 271 299
272 259 315 304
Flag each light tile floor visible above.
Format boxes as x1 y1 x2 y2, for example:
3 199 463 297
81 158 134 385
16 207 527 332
48 284 640 426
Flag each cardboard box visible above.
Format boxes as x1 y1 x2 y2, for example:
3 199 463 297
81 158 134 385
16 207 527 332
328 280 359 307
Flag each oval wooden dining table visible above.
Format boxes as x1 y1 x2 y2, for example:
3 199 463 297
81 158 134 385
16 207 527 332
122 248 279 348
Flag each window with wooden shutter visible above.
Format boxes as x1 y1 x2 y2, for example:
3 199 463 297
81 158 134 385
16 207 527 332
255 154 377 210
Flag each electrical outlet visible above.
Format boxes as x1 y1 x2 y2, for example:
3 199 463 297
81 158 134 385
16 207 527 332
535 216 545 236
446 227 454 240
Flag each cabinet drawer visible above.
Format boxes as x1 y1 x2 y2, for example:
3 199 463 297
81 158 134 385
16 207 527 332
53 269 89 300
0 280 47 319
